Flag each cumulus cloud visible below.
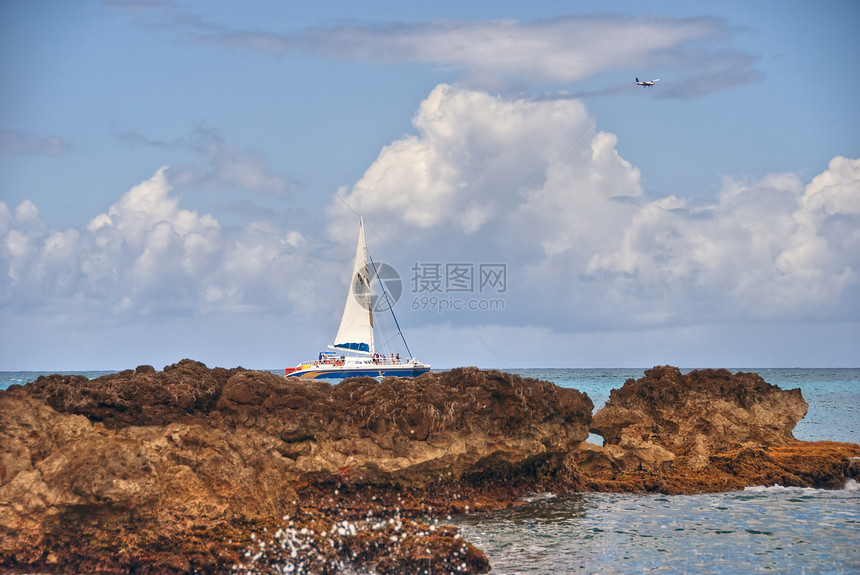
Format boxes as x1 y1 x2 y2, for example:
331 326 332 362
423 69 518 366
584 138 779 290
2 86 856 351
579 163 858 324
328 84 602 241
329 85 860 330
0 167 333 321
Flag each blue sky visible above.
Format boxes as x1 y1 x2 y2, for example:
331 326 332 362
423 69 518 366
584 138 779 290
1 0 858 370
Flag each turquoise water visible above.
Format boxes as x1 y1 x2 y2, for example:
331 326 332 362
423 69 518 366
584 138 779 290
457 483 860 574
0 370 118 390
465 368 860 574
2 368 858 573
508 368 860 444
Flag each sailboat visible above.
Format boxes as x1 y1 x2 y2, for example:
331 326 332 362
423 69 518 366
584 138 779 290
284 217 431 379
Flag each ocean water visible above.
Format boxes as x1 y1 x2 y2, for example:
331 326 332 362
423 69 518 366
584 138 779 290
462 368 860 574
457 484 859 574
2 367 858 573
0 370 119 390
507 368 860 445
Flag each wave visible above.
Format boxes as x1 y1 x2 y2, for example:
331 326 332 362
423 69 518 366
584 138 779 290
520 492 558 503
743 478 859 493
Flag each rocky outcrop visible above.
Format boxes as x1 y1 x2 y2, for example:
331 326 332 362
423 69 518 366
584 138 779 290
569 366 860 494
1 362 592 573
570 366 859 495
587 366 809 471
216 367 593 484
21 365 594 486
22 359 242 428
0 387 299 571
2 362 857 574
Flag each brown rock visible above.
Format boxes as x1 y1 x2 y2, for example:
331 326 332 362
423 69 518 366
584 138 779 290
573 366 859 495
5 361 855 572
591 366 808 457
22 359 243 427
0 387 298 570
2 364 591 573
213 367 593 485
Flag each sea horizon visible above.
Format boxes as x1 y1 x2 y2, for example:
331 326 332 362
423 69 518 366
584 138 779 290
3 364 859 375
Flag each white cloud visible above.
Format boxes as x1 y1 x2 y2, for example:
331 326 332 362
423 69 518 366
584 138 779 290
326 17 751 94
14 200 44 229
1 166 334 321
2 87 857 369
134 8 760 96
328 84 600 240
801 156 860 216
298 16 715 84
330 85 860 332
88 165 218 240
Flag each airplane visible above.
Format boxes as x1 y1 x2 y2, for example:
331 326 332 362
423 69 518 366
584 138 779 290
635 77 660 87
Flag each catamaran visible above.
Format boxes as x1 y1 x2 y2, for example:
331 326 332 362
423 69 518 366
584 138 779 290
284 217 431 379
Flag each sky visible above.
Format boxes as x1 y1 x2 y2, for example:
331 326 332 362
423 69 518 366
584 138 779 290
1 0 858 370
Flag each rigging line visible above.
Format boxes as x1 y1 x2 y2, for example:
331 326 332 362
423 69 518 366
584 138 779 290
471 116 599 244
368 254 414 360
373 299 398 351
468 327 511 369
255 113 393 250
379 332 402 351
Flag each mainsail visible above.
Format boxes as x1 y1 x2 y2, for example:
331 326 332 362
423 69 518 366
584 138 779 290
332 217 375 354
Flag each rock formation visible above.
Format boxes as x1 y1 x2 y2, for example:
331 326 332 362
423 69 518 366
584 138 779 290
0 386 299 571
20 360 242 428
585 365 809 473
215 367 593 484
592 366 808 453
573 365 857 495
1 361 857 574
1 362 591 573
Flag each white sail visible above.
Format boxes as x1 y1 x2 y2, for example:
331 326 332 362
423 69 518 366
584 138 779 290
285 216 430 379
332 217 375 354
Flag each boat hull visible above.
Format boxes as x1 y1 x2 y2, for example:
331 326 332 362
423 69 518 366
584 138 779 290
285 364 431 380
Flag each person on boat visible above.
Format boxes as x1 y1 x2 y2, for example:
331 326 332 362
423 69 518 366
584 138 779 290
396 353 400 363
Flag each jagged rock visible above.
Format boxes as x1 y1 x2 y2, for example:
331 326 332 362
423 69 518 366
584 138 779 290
574 437 676 476
2 363 589 573
591 366 808 459
574 366 820 484
23 358 243 428
0 386 298 570
4 361 856 573
214 367 593 484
